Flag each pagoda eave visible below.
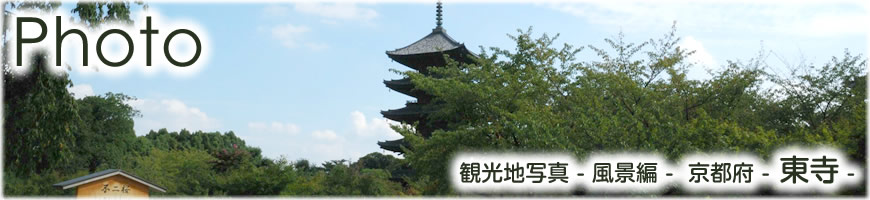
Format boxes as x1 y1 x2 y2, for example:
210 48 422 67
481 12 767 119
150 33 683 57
386 45 473 71
377 139 410 154
381 110 423 123
381 103 431 123
384 78 426 97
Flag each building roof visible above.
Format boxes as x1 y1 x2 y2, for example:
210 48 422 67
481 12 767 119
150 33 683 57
385 1 475 71
381 102 432 123
386 27 464 56
385 78 425 97
53 169 167 193
377 138 410 154
385 28 474 71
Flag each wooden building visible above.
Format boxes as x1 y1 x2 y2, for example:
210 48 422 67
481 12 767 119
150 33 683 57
53 169 166 198
378 1 474 154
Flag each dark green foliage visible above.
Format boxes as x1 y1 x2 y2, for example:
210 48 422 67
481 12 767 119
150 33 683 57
1 0 144 175
357 152 403 171
396 26 867 194
3 170 86 196
282 158 404 196
74 93 140 173
128 148 218 196
3 52 79 175
767 51 867 162
217 158 296 195
141 129 264 162
211 143 252 172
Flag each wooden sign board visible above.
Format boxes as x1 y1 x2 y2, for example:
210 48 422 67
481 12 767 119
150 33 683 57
54 169 166 198
74 174 150 197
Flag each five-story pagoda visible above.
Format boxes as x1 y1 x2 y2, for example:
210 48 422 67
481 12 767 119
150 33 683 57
378 2 473 154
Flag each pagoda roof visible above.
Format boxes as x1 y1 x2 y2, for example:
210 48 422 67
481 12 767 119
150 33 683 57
377 138 410 154
381 102 430 123
387 27 463 56
384 78 412 91
386 28 473 70
385 78 426 97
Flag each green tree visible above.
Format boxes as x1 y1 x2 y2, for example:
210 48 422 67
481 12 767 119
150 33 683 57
356 152 402 171
2 0 146 175
282 159 403 196
768 51 867 161
74 93 140 173
128 148 218 196
396 25 865 195
211 143 251 172
3 170 87 196
3 53 79 174
282 170 327 195
218 158 296 195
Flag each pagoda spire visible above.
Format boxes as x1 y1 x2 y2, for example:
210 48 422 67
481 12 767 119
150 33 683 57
435 1 443 30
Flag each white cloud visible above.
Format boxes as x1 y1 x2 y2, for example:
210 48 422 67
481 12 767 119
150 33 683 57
311 129 339 141
679 36 717 80
67 84 95 99
248 121 300 135
680 36 716 68
127 98 221 135
271 23 311 48
548 1 869 37
269 23 328 50
351 111 400 137
294 2 378 23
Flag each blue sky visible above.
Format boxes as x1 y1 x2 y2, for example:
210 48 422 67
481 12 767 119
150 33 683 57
58 1 868 164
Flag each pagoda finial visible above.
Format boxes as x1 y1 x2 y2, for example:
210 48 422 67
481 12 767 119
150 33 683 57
435 1 443 29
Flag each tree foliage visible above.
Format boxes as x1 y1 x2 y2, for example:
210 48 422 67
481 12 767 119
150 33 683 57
1 0 146 175
3 53 79 174
396 26 867 194
74 93 140 173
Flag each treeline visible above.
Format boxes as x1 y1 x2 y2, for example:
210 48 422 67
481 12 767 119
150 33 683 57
395 27 867 195
3 55 405 197
5 119 407 196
